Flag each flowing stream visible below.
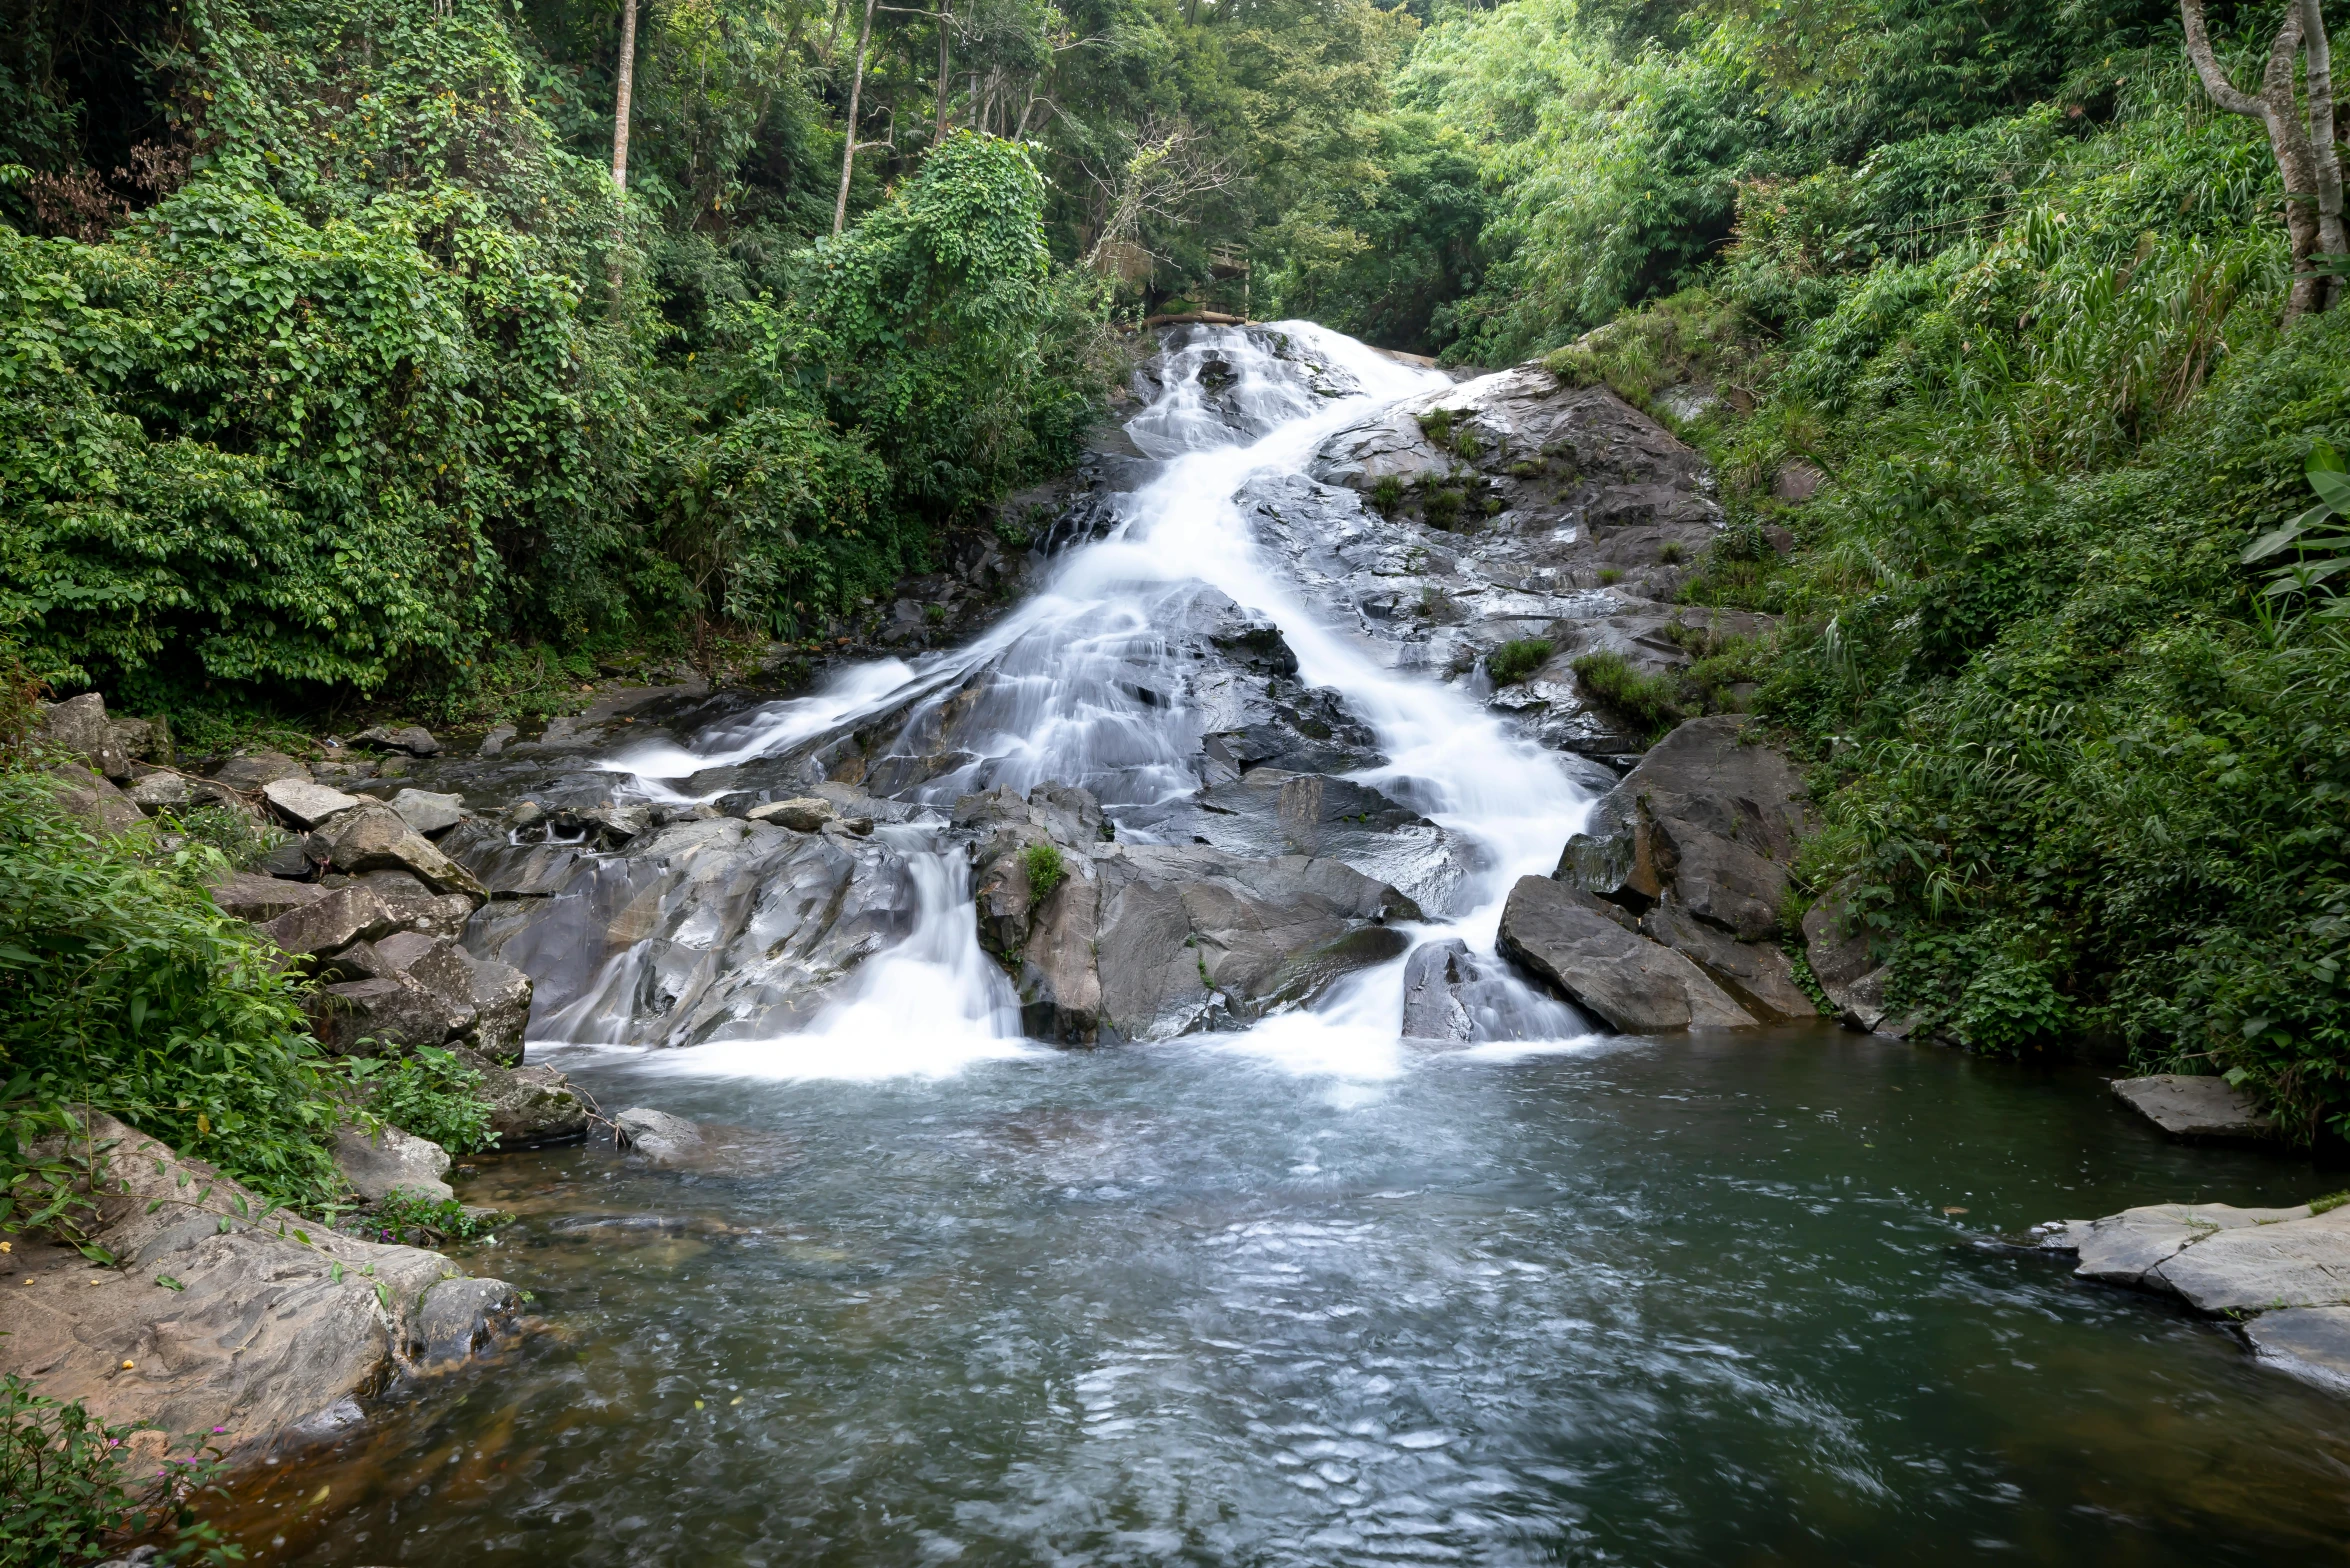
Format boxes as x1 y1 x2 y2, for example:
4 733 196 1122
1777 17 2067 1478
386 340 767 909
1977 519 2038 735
219 326 2350 1564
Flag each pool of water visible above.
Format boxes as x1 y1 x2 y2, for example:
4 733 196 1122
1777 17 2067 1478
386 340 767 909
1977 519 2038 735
215 1027 2350 1566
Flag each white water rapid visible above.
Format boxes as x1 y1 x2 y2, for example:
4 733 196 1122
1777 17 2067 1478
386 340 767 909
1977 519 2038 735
598 321 1600 1081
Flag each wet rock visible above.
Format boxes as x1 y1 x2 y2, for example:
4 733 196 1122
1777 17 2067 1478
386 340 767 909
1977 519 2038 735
1496 875 1755 1033
477 724 518 757
260 885 402 957
1398 938 1585 1043
211 750 311 792
565 801 650 848
2110 1075 2276 1141
45 765 146 836
0 1112 517 1458
319 804 488 901
388 788 465 836
1004 820 1422 1044
1799 878 1881 1027
746 796 835 831
2149 1206 2350 1313
261 777 362 829
460 815 920 1048
2245 1307 2350 1389
454 951 533 1066
459 1051 590 1146
333 1123 454 1203
1639 902 1818 1021
2065 1201 2316 1289
208 872 328 924
614 1106 704 1166
311 972 474 1054
354 724 441 757
410 1277 523 1372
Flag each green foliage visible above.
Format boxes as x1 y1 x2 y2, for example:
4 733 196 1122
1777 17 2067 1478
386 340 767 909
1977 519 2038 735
362 1187 506 1246
0 769 345 1208
1572 651 1685 740
1021 840 1066 901
1487 638 1553 685
342 1045 496 1156
0 1373 234 1567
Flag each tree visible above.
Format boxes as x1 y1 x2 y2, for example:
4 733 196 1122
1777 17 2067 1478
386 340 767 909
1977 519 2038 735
2180 0 2346 318
610 0 639 307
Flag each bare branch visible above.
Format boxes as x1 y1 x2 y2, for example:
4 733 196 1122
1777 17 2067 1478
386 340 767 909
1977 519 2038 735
2179 0 2271 120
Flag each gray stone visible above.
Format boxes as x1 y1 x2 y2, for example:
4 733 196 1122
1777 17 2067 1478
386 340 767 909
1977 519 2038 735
311 972 472 1054
208 872 327 924
260 777 362 829
1774 459 1826 503
1496 874 1755 1033
353 724 441 757
388 788 465 836
460 1051 590 1146
1641 901 1819 1021
320 804 488 901
260 885 401 956
745 795 836 831
477 725 517 758
1399 937 1580 1043
456 953 532 1066
356 869 476 939
1800 880 1878 1010
2245 1306 2350 1389
2110 1075 2277 1141
36 693 132 779
2069 1201 2316 1289
2149 1205 2350 1314
613 1106 704 1166
210 750 311 791
45 765 146 836
0 1112 517 1460
332 1123 454 1203
127 771 192 813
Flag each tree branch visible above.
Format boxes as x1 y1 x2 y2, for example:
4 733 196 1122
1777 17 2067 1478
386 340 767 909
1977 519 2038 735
2179 0 2271 120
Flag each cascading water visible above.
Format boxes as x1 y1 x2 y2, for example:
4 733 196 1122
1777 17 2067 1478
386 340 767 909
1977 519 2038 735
585 321 1597 1079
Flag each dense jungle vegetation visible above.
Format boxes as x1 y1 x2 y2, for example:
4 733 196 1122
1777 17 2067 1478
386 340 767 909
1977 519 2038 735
4 0 2350 1223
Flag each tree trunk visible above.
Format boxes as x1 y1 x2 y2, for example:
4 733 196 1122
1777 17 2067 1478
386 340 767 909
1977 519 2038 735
833 0 879 236
934 0 953 145
2302 0 2347 307
608 0 638 310
2180 0 2335 319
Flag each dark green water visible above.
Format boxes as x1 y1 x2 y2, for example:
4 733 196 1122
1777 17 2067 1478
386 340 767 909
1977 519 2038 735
217 1027 2350 1565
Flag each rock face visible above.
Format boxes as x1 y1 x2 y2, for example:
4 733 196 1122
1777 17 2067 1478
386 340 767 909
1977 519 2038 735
333 1123 455 1203
2109 1075 2277 1141
1495 716 1816 1029
960 782 1421 1044
0 1114 519 1460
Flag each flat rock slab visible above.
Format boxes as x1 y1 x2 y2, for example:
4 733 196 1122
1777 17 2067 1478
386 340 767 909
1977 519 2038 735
2111 1074 2276 1140
2071 1201 2314 1288
262 777 361 829
2149 1205 2350 1313
2245 1306 2350 1389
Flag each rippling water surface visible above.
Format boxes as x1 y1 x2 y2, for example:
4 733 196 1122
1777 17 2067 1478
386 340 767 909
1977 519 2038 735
222 1030 2348 1566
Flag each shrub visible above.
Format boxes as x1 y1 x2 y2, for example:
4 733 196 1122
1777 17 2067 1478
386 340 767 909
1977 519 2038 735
1488 638 1554 684
1572 651 1685 740
1424 488 1467 529
360 1188 507 1246
1372 474 1406 512
1021 841 1066 901
341 1046 496 1156
0 1374 233 1566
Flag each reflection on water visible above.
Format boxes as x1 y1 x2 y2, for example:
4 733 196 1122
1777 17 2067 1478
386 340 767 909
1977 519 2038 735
215 1030 2350 1566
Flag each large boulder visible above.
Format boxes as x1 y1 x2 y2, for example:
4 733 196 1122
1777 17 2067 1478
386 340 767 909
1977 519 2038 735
332 1123 455 1203
0 1113 518 1459
340 932 530 1065
1799 877 1888 1029
45 765 146 837
613 1106 704 1167
261 778 362 830
2109 1075 2276 1141
1496 875 1755 1032
355 869 477 940
35 693 133 780
210 751 312 792
967 783 1421 1044
387 789 465 836
311 972 474 1055
460 1051 590 1146
208 873 327 923
319 804 488 901
353 724 441 757
259 885 402 958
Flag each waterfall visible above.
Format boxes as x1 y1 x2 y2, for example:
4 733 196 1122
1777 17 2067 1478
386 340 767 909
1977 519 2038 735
585 321 1598 1078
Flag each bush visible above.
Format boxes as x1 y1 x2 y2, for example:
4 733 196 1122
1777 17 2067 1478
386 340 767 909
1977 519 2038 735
0 1374 233 1566
1488 638 1553 685
342 1046 496 1156
1021 842 1066 901
1572 652 1685 740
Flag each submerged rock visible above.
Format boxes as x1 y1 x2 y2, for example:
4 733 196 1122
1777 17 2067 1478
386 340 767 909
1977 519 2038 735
614 1106 704 1166
0 1113 519 1460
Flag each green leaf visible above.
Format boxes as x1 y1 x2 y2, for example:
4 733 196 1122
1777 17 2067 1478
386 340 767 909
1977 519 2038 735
155 1274 184 1291
2310 467 2350 517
